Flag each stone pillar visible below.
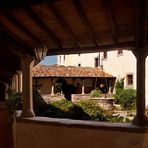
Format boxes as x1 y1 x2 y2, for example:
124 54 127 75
108 80 112 94
17 71 22 92
82 79 85 94
14 74 18 92
4 83 9 100
132 51 148 125
21 55 35 117
51 78 54 96
11 76 15 91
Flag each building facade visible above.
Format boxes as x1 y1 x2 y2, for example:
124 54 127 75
57 50 148 106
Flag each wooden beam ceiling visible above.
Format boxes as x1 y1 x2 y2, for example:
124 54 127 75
47 41 134 55
24 7 63 48
73 0 99 47
48 2 81 48
0 33 29 57
0 23 33 55
4 12 41 44
135 0 146 49
104 0 118 44
0 0 52 10
0 76 11 84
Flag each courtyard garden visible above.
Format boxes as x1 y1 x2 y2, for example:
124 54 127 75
6 78 137 123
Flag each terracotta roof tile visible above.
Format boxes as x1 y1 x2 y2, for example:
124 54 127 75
32 65 115 78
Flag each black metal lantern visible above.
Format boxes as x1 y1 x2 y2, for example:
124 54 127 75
34 44 48 60
34 3 48 61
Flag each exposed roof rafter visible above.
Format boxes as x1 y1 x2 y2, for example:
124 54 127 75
4 12 41 44
0 35 26 57
48 2 81 48
135 0 146 49
104 0 118 44
73 0 99 47
47 41 134 55
24 7 63 49
0 76 12 84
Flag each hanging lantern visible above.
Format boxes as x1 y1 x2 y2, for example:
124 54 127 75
100 83 104 88
34 3 48 61
34 44 48 61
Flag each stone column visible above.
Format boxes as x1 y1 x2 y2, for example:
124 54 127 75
17 71 22 92
21 55 35 117
11 76 15 91
132 51 148 125
81 79 85 94
51 78 54 96
4 83 9 100
14 74 18 92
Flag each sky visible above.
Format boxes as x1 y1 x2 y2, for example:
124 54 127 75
39 55 57 65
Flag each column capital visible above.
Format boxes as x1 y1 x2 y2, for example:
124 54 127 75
16 70 22 75
21 55 35 66
132 48 148 59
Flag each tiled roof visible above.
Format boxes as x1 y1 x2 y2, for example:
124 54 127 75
32 65 115 78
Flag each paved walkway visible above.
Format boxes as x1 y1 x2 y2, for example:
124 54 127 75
0 104 13 148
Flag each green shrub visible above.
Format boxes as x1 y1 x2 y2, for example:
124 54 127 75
76 99 124 122
114 78 124 103
33 89 48 116
33 93 125 122
6 90 22 115
76 99 109 121
90 88 101 98
118 89 136 110
51 99 73 112
115 78 124 90
42 99 86 119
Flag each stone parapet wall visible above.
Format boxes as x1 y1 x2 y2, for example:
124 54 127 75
92 98 114 110
71 94 90 102
41 94 65 103
72 94 114 110
14 118 148 148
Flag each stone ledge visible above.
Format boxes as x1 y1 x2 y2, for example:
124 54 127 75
16 115 148 133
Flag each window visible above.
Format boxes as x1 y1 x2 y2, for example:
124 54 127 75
127 74 133 85
117 49 123 55
94 58 99 67
103 51 107 59
78 63 81 67
64 55 65 61
59 56 61 63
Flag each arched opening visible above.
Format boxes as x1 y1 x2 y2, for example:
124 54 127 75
55 78 76 101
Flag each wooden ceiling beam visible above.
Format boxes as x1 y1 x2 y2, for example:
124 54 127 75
0 48 20 62
24 7 63 48
0 34 28 57
0 58 19 72
4 12 41 44
0 76 12 84
48 2 81 48
135 0 146 48
73 0 99 47
0 64 15 73
0 23 34 55
104 0 118 44
0 0 50 10
47 41 135 55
